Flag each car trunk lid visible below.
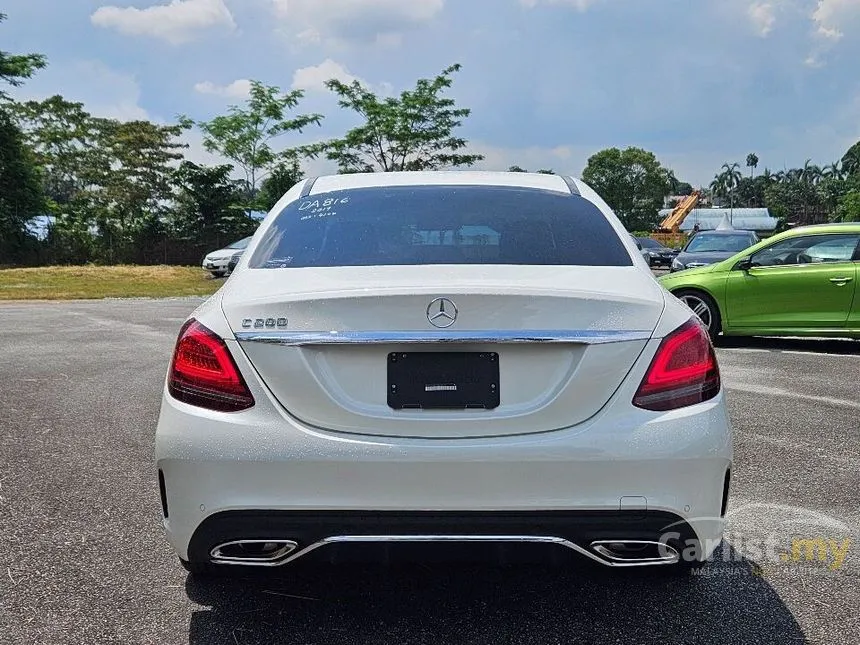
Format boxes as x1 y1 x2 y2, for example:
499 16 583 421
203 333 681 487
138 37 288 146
221 265 664 438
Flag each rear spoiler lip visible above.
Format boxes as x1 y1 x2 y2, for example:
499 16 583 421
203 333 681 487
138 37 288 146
233 329 652 347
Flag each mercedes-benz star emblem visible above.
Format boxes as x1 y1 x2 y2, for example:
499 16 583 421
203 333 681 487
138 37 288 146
426 297 458 328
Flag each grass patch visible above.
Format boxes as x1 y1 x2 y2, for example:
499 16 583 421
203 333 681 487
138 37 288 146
0 265 224 300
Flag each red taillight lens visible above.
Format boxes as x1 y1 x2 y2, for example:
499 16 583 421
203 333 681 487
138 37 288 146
168 319 255 412
633 318 720 411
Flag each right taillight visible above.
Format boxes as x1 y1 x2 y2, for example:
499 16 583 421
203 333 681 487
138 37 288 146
633 318 720 411
167 319 255 412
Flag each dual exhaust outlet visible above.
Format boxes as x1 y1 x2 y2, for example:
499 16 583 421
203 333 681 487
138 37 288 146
208 536 682 568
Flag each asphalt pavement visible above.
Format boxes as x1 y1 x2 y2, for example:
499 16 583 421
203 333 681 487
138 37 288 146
1 298 859 644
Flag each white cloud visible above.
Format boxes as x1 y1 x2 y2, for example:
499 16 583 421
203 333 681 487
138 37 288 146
271 0 443 46
194 79 253 99
180 128 234 169
748 2 776 36
519 0 602 11
291 60 363 92
91 0 235 45
811 0 860 41
802 0 860 67
13 60 149 122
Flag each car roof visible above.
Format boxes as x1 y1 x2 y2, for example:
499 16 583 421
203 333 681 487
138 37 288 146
307 171 574 196
752 222 860 245
691 230 757 235
780 222 860 234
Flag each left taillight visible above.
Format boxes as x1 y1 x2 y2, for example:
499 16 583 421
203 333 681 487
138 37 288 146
167 318 255 412
632 317 720 412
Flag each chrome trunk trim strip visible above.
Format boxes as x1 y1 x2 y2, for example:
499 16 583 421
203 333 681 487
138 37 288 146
235 329 651 346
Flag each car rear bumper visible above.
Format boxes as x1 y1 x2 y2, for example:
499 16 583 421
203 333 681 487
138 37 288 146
155 389 733 565
644 253 674 264
185 509 707 567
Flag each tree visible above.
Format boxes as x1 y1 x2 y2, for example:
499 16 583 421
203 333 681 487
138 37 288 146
835 190 860 222
714 162 743 221
841 142 860 177
0 13 47 101
672 181 693 196
508 165 555 174
746 153 758 178
763 172 828 225
800 159 822 185
308 64 483 173
581 147 674 231
11 96 103 205
0 110 46 262
709 175 724 202
182 81 322 211
817 175 848 217
94 120 187 219
12 96 117 263
257 159 303 212
171 161 248 239
86 119 187 262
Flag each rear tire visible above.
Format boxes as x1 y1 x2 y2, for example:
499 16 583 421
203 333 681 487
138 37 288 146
674 289 722 340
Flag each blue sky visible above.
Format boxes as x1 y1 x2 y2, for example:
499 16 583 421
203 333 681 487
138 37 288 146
6 0 860 186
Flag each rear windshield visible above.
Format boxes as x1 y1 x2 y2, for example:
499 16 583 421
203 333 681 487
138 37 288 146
248 185 633 268
685 233 756 253
227 237 252 250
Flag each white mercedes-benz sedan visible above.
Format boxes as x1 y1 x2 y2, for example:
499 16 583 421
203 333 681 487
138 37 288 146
155 171 732 575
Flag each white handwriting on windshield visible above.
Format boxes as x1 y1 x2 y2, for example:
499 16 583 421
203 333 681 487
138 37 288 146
298 197 350 220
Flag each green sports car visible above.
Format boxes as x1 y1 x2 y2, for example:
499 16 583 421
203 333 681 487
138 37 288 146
659 223 860 339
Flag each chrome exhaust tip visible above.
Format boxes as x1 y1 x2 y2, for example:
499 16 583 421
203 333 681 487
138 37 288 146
589 540 680 566
210 540 298 566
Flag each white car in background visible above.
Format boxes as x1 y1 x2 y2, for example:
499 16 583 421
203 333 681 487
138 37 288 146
201 236 252 277
156 171 732 575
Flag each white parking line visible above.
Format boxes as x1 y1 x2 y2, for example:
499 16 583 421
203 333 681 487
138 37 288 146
780 350 858 358
726 382 860 410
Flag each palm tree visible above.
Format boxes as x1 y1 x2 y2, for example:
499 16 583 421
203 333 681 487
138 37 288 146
666 169 680 194
801 159 822 185
720 162 743 224
822 162 843 180
746 153 759 178
709 175 725 205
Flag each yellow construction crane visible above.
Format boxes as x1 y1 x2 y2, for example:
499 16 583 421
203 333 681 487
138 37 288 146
651 190 701 247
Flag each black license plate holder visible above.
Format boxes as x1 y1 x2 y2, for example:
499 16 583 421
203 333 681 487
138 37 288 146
387 352 500 410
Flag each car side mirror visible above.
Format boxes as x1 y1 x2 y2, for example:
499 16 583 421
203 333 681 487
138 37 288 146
735 258 753 272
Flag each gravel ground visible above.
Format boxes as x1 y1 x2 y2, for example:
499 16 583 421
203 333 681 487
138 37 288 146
1 298 858 644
